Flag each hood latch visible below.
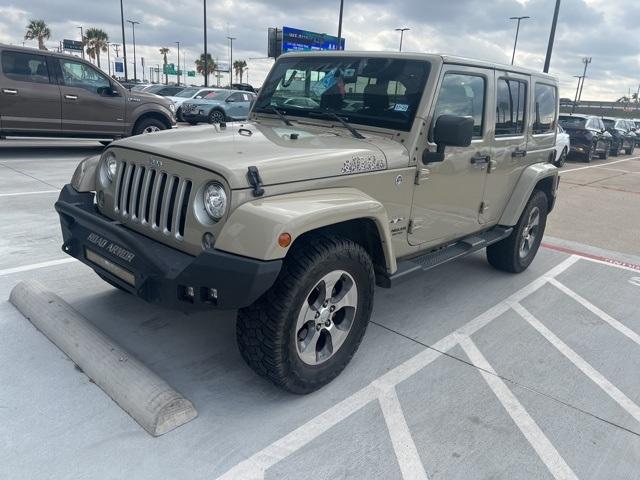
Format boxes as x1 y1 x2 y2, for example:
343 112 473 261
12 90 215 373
247 166 265 197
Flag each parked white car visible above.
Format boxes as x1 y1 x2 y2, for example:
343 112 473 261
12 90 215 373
168 87 221 121
553 125 570 167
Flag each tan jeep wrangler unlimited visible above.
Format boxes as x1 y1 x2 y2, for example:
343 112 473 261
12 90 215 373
56 51 559 393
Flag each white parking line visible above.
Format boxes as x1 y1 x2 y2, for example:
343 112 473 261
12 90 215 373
549 278 640 347
0 258 76 277
0 190 59 198
512 302 640 424
216 256 580 480
458 336 578 480
561 156 639 173
378 387 429 480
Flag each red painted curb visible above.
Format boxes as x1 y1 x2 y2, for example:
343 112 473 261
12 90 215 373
542 242 640 272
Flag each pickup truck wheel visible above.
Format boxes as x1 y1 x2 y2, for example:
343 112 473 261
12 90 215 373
486 190 548 273
236 236 375 394
133 117 167 135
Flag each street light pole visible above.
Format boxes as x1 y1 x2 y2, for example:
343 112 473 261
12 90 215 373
175 41 181 86
337 0 344 50
119 0 128 81
543 0 561 73
77 26 84 59
126 20 140 82
394 28 409 52
509 16 529 65
203 0 208 86
577 57 592 103
107 42 111 76
227 36 236 86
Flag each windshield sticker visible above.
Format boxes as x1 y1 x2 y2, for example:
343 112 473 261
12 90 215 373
341 155 386 174
394 103 409 112
312 68 345 97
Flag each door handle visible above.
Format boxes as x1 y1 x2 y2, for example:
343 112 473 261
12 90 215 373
2 88 18 95
64 94 78 100
470 154 490 165
512 148 527 158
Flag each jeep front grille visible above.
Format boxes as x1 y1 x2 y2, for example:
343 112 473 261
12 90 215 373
113 161 192 239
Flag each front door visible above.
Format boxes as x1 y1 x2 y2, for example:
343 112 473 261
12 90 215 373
57 57 125 136
409 66 492 247
0 49 61 133
225 92 252 119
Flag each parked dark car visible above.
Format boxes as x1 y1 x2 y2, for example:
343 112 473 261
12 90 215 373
181 89 256 124
230 83 256 93
0 45 176 141
622 119 640 147
558 114 611 162
603 117 635 156
144 85 186 97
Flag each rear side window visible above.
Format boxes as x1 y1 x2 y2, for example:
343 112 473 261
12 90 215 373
533 83 557 134
495 78 527 136
1 51 50 84
434 73 486 137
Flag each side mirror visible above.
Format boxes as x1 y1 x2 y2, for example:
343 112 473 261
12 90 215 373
422 115 474 164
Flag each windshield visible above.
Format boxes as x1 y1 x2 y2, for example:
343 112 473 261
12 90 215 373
174 87 200 98
558 116 586 128
254 56 431 131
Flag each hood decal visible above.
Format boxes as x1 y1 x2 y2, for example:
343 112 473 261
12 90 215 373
341 155 385 174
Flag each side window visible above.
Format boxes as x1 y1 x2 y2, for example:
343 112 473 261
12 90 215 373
434 73 485 137
1 51 50 84
585 119 594 130
228 93 244 102
532 83 557 134
59 59 110 94
495 78 527 136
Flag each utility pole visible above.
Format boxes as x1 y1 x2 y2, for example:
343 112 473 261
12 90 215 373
395 28 409 52
111 43 120 57
77 26 84 59
126 20 140 82
119 0 128 81
577 57 592 103
509 16 529 65
227 36 236 86
543 0 561 72
203 0 208 87
337 0 344 50
107 42 111 76
175 41 181 86
571 75 583 113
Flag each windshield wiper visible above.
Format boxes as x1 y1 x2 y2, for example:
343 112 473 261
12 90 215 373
309 111 365 139
262 105 292 126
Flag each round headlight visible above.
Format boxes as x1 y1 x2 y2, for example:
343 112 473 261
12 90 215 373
103 151 117 182
203 182 227 220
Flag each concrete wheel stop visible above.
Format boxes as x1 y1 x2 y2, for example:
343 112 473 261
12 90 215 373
9 280 198 436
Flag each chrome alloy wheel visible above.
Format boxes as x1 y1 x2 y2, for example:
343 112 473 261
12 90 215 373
295 270 358 366
142 125 161 134
519 206 540 259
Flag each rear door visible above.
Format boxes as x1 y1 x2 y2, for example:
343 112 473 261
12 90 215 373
57 57 125 136
0 49 61 133
481 70 530 224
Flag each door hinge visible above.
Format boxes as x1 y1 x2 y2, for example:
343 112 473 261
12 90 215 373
479 202 489 214
408 218 423 234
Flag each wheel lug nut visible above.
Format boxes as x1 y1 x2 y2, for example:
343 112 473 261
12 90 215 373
330 306 335 312
315 312 320 319
316 325 321 331
325 320 331 327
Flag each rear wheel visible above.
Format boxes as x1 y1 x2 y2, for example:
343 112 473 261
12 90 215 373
236 236 375 394
625 143 635 155
208 110 225 124
554 147 567 167
487 190 548 273
598 144 610 160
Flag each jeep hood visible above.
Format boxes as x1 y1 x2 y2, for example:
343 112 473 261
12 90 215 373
113 123 406 189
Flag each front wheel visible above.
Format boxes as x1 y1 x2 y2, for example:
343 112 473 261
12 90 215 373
132 117 167 136
487 190 548 273
236 236 375 394
208 110 226 124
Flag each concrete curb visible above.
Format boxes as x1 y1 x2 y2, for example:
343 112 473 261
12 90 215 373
9 280 198 436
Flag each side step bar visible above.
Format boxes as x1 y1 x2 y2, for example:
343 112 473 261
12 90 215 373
384 226 513 287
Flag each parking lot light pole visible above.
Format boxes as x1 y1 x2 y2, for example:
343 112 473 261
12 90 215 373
126 20 140 83
203 0 208 87
509 16 529 65
119 0 128 81
337 0 344 50
77 26 84 59
227 36 236 86
107 42 111 76
175 41 180 86
543 0 561 73
395 28 409 52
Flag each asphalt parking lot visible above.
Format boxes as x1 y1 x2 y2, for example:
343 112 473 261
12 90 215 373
1 140 639 479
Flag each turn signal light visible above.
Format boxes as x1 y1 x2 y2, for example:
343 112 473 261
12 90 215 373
278 233 292 248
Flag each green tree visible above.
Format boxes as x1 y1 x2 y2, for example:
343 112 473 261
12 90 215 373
233 59 247 83
24 19 50 50
85 28 109 69
195 53 216 85
159 47 170 85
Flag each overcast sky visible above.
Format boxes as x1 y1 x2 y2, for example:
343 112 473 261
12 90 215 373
1 0 638 100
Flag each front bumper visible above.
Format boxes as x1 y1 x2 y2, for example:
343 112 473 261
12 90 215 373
55 185 282 310
182 110 209 123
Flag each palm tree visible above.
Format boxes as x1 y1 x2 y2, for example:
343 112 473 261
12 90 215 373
24 19 50 50
85 28 109 69
195 53 216 85
233 60 247 83
159 47 170 85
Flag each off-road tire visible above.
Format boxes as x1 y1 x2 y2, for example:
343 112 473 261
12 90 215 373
554 147 567 167
132 117 166 136
208 109 226 124
236 236 375 394
486 190 548 273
